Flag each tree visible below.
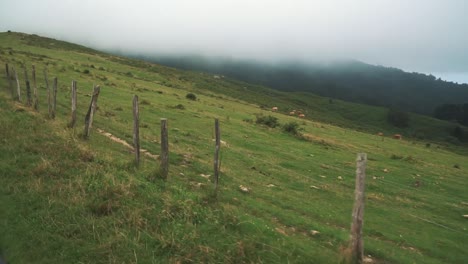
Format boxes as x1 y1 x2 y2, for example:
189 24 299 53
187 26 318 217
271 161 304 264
387 108 410 128
434 104 461 121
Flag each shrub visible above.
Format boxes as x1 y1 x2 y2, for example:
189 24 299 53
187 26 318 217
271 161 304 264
186 93 197 101
282 122 300 135
387 108 409 128
255 115 279 128
390 154 403 160
174 104 185 110
83 69 90 74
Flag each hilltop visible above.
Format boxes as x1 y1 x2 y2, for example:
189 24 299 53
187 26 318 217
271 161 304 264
0 32 467 263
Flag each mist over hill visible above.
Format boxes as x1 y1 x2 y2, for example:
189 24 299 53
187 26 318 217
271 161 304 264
132 54 468 116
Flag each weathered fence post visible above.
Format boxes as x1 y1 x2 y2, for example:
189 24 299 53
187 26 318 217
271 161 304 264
14 68 21 102
348 153 367 263
23 65 32 106
133 95 140 166
69 80 77 128
213 118 221 192
6 64 14 98
160 118 169 179
4 63 8 80
32 65 38 110
51 77 58 119
44 68 52 118
83 85 100 139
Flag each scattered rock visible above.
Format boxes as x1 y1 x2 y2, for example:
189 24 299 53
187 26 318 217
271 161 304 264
337 176 343 180
463 215 468 219
383 168 389 173
212 139 229 147
179 173 184 176
310 230 320 236
372 176 377 180
199 173 211 179
363 256 373 263
190 182 204 188
275 227 288 236
239 185 250 193
266 184 276 188
319 175 326 178
310 185 320 190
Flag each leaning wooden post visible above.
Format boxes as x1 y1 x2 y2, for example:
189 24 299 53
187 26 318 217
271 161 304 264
44 69 51 118
160 118 169 179
32 65 38 110
348 153 367 263
213 118 221 192
69 80 77 128
133 95 140 166
83 85 100 139
14 68 21 102
23 65 32 106
51 77 58 119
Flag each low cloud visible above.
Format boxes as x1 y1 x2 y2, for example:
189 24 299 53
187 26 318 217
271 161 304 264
1 0 467 73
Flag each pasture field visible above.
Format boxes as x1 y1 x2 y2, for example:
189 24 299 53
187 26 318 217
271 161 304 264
0 32 467 263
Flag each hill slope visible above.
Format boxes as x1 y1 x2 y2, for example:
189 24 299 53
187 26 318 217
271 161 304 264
1 32 467 263
146 55 468 116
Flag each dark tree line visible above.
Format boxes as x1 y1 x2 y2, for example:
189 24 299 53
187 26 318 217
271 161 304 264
139 55 468 116
434 103 468 126
433 103 468 142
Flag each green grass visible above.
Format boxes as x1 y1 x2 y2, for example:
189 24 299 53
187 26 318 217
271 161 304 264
0 31 467 263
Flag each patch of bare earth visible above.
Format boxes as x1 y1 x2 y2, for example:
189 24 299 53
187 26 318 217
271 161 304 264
96 128 158 159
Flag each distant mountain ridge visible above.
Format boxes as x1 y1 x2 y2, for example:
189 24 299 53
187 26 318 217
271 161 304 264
137 55 468 115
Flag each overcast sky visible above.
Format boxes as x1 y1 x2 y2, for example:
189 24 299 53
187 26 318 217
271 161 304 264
1 0 468 82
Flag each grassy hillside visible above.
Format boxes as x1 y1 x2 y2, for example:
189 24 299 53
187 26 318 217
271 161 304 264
0 32 467 263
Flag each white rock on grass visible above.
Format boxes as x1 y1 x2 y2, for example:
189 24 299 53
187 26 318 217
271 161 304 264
239 185 250 193
310 230 320 236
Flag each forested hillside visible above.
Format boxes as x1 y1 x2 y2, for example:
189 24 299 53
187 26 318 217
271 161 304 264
144 55 468 116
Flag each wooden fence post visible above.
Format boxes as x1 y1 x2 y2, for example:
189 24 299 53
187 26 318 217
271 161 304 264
348 153 367 263
51 77 58 119
133 95 140 166
44 69 51 118
213 118 221 191
69 80 77 128
160 118 169 179
32 65 38 110
6 64 14 98
5 64 9 94
14 68 21 102
23 65 32 106
83 85 100 139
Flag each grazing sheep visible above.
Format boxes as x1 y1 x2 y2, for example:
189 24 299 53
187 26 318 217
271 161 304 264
298 114 305 118
289 111 296 115
393 134 402 140
272 106 278 112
